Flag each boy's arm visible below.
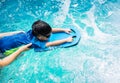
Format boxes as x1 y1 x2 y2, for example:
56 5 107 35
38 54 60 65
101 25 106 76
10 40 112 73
52 28 71 34
0 43 32 67
0 31 24 38
46 37 73 47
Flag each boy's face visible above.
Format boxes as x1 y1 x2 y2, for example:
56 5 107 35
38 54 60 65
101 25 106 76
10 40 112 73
37 33 51 41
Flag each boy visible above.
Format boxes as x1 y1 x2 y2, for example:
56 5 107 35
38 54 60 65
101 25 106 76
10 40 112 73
0 20 73 55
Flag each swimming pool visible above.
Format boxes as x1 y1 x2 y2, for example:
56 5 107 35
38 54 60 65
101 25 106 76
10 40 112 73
0 0 120 83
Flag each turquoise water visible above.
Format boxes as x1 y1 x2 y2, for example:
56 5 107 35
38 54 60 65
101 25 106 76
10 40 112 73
0 0 120 83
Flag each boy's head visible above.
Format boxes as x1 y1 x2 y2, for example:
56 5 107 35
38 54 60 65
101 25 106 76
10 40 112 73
32 20 52 40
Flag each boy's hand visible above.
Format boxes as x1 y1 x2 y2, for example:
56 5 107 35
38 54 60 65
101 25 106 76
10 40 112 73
16 31 25 33
65 37 73 42
63 29 71 34
18 43 32 52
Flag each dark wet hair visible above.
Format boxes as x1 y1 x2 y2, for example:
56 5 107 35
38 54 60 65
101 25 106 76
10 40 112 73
32 20 52 36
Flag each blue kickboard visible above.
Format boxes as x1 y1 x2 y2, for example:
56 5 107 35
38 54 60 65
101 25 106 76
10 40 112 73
34 27 81 52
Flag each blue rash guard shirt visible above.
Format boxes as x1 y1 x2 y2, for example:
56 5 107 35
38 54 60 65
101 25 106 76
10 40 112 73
0 30 47 53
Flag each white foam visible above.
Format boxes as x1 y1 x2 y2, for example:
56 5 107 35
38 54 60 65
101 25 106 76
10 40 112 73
97 0 107 4
53 0 71 25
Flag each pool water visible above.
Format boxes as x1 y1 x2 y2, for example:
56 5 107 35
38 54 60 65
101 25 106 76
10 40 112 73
0 0 120 83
